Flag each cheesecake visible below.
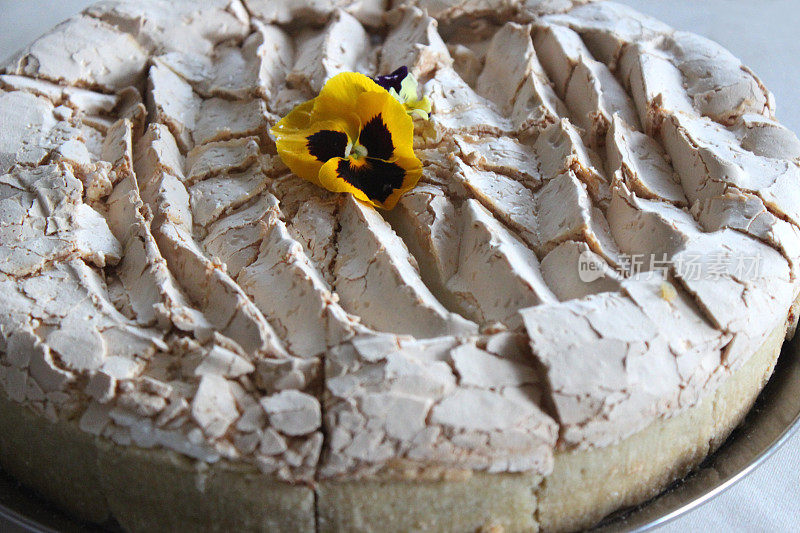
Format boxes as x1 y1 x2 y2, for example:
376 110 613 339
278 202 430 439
1 1 799 531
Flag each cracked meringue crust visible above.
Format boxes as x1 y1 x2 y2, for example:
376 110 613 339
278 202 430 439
0 305 792 532
1 0 799 531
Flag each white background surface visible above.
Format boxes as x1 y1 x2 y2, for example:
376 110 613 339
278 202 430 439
0 0 799 531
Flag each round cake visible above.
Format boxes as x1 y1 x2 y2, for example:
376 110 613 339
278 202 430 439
1 0 799 531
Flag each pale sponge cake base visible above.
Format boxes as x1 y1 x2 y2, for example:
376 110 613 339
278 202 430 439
0 395 111 524
317 472 542 532
0 307 793 533
0 395 316 532
95 444 315 532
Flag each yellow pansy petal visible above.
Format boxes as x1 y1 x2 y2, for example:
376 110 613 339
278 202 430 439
318 157 370 202
354 90 415 162
271 86 362 139
314 72 384 118
381 165 423 210
385 73 431 120
272 96 360 141
319 154 422 210
271 99 316 137
377 152 423 210
394 153 423 177
280 118 359 148
406 95 432 120
274 117 359 185
397 74 421 105
275 144 326 187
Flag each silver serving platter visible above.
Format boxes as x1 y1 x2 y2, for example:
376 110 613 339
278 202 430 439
1 335 799 532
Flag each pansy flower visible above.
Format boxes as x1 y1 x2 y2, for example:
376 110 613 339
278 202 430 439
271 72 423 210
373 67 432 120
